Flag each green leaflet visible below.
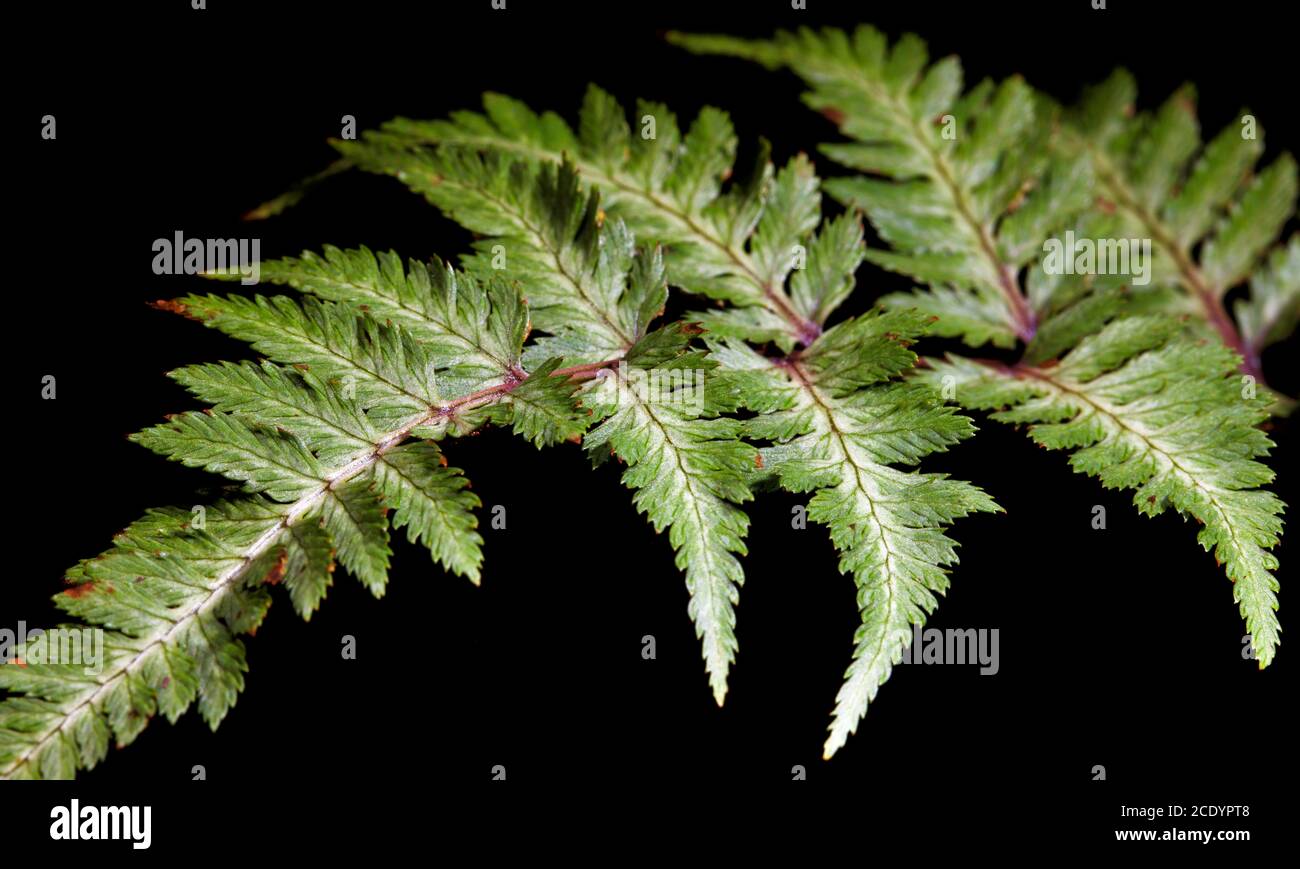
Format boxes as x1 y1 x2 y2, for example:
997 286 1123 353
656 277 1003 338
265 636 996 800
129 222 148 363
1237 237 1300 363
1062 71 1298 384
671 25 1094 351
331 88 834 350
1 498 280 778
165 293 438 430
215 246 528 397
712 310 998 757
922 316 1284 666
580 324 757 703
329 147 646 364
133 411 327 503
170 360 377 469
375 442 484 582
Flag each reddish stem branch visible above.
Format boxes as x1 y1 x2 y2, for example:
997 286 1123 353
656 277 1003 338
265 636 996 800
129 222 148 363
433 357 623 419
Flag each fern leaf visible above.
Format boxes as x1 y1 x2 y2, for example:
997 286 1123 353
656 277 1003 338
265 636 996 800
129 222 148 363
1064 70 1299 380
317 476 392 597
713 309 997 757
170 360 376 468
331 89 828 349
1 498 283 777
375 442 483 582
132 411 326 502
223 247 528 396
289 151 767 699
359 77 1001 731
671 26 1096 351
1236 236 1299 361
165 294 437 429
5 135 784 775
922 316 1284 665
1 263 569 779
580 325 757 703
326 147 644 363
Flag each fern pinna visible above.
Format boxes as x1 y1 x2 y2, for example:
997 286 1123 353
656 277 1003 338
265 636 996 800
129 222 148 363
3 24 1293 779
672 26 1293 668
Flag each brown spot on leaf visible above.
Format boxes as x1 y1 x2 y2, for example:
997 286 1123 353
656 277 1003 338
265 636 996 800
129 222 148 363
1005 179 1035 214
754 452 764 469
62 582 96 599
438 452 449 468
820 106 846 126
263 550 288 586
1096 197 1116 214
148 299 201 321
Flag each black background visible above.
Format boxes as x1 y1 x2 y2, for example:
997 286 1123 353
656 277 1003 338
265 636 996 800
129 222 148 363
7 0 1296 849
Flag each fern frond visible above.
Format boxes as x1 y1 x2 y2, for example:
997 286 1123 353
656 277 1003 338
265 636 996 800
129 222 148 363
0 262 585 778
329 88 829 349
170 361 377 468
713 308 997 756
4 147 784 776
374 441 482 580
1062 70 1298 384
670 26 1096 351
581 324 757 702
673 26 1289 678
1237 237 1299 366
227 246 528 396
162 293 439 430
269 154 769 699
922 316 1284 666
349 78 1001 729
325 149 650 364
